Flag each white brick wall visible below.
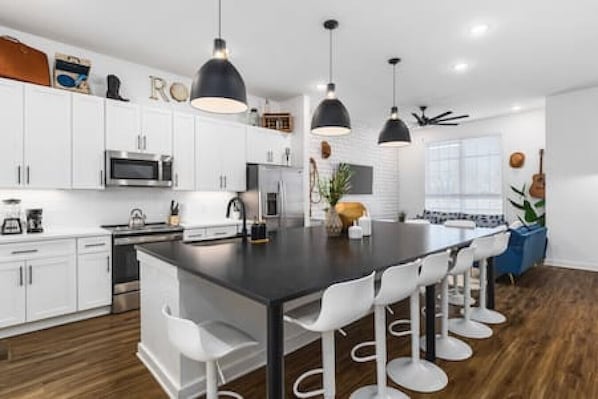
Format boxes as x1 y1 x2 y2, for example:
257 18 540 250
308 121 400 220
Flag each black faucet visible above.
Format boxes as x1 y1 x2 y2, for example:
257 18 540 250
226 196 248 242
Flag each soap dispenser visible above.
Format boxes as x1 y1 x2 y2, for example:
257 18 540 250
358 209 372 236
348 220 363 240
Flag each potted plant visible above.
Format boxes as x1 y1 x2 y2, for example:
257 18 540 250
318 163 353 236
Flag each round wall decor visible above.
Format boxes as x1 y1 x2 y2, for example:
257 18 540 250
509 152 525 168
170 82 189 102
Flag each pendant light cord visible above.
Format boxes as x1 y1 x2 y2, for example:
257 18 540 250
218 0 222 38
329 28 333 83
393 63 396 107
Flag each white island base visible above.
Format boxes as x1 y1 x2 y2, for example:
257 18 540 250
137 252 321 399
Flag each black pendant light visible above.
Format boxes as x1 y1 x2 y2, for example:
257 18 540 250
311 19 351 136
378 58 411 147
190 0 247 114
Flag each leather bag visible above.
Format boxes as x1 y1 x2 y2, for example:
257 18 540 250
0 36 50 86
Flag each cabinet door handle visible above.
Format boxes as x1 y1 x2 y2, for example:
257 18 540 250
28 265 32 285
11 249 38 255
143 135 147 150
106 255 111 273
219 175 222 189
17 165 21 185
19 266 23 286
214 232 227 236
224 176 227 189
100 170 104 186
26 166 30 185
85 243 106 248
175 173 179 187
137 135 141 150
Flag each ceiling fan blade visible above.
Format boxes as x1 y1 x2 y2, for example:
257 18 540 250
435 122 460 126
435 114 470 122
411 113 424 125
429 111 453 121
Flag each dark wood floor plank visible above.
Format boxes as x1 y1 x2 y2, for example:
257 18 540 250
0 265 597 398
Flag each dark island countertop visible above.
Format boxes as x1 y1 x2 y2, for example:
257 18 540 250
136 221 500 306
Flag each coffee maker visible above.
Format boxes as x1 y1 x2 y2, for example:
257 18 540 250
26 209 44 233
1 199 23 235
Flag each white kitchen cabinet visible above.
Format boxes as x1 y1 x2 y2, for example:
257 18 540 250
246 126 291 166
0 261 26 328
24 84 72 189
72 93 105 189
105 99 141 152
78 251 112 311
173 112 195 190
0 78 24 188
26 255 77 322
196 118 246 192
142 107 172 155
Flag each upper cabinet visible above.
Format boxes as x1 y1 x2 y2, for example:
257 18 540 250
105 100 172 155
142 107 172 155
0 78 24 188
72 94 105 189
172 112 196 191
105 100 141 153
196 118 246 192
24 85 72 189
246 126 291 166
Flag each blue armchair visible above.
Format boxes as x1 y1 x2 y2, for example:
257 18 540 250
495 224 547 279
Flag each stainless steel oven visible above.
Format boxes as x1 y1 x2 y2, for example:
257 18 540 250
104 224 183 313
105 150 173 187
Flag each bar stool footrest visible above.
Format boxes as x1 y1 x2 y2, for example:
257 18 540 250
293 368 325 398
388 319 412 337
217 391 243 399
350 341 377 363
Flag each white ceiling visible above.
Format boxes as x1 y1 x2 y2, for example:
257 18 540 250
2 0 598 126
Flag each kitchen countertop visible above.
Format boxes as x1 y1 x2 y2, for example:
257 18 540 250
0 227 110 244
136 221 500 305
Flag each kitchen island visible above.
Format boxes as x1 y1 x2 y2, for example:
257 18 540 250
136 221 501 398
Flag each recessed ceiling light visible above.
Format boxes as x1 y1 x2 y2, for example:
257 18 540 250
470 24 489 37
316 83 327 91
453 62 470 73
511 105 522 112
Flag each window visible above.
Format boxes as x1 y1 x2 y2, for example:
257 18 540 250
425 136 503 214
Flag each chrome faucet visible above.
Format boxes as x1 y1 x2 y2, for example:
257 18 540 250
226 196 248 242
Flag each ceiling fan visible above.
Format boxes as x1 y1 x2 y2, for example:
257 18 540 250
412 106 469 127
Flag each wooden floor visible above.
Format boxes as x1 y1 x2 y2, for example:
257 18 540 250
1 265 597 399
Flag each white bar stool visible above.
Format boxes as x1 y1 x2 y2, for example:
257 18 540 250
469 232 511 324
284 272 376 399
386 251 450 393
162 305 258 399
420 246 474 361
444 220 477 307
349 260 421 399
448 236 495 339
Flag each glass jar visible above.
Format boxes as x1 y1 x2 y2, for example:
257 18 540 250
248 108 260 126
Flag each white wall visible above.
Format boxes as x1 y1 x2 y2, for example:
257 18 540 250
545 87 598 271
398 109 546 222
309 121 400 220
0 25 290 228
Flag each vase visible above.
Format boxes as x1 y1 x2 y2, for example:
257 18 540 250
325 207 343 237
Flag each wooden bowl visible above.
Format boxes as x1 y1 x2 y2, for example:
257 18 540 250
335 202 367 229
509 152 525 168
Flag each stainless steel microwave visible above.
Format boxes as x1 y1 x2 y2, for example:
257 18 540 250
105 151 173 187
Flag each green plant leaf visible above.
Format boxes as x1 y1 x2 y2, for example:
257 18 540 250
510 185 525 196
534 199 545 208
509 199 525 210
523 200 539 222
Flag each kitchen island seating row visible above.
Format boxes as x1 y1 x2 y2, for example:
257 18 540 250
137 222 507 398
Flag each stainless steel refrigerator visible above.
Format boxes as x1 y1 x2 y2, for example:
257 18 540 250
242 164 304 231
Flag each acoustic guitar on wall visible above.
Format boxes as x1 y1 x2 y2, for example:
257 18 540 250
529 149 545 199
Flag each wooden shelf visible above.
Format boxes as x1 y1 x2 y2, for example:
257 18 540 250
261 113 293 133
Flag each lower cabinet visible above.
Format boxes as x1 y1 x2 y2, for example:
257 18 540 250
78 251 112 311
0 261 26 329
26 255 77 322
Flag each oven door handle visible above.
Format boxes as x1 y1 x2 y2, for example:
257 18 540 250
114 233 182 246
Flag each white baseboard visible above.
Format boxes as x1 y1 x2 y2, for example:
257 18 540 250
544 259 598 272
138 328 319 398
0 306 111 339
